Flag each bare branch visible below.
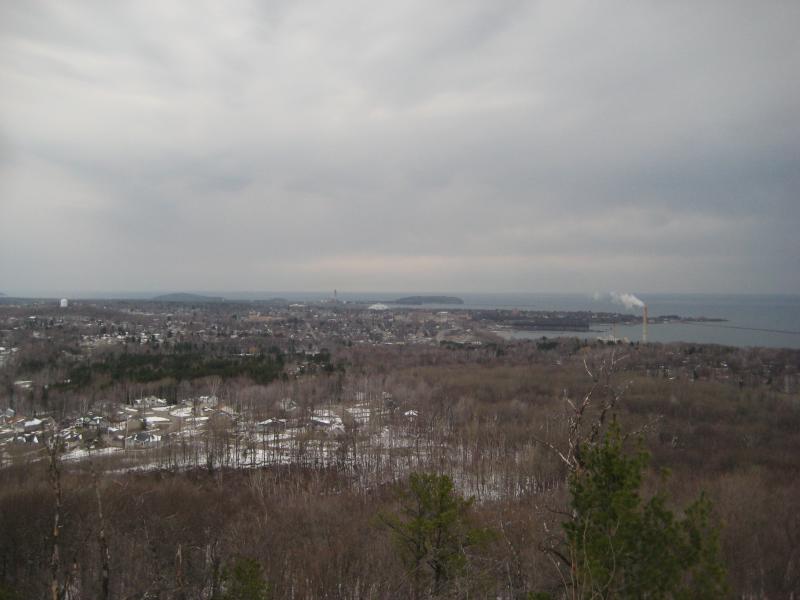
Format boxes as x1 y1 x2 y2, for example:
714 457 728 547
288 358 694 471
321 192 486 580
583 359 595 381
623 415 664 442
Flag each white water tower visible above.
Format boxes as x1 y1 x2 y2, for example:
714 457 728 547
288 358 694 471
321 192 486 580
59 298 69 308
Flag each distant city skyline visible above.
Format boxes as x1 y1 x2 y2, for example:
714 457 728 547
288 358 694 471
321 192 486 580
2 1 798 294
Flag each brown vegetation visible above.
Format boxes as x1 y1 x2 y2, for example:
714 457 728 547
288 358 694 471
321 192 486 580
0 339 799 597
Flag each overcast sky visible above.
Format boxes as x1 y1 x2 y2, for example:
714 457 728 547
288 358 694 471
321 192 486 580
1 1 798 296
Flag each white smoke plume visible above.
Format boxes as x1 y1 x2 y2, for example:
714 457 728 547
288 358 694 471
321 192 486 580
610 292 645 310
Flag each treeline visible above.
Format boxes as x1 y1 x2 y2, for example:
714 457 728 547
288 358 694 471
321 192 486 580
56 350 287 389
15 347 343 396
0 444 733 599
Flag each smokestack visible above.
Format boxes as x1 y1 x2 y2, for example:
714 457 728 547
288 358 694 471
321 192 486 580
642 305 648 343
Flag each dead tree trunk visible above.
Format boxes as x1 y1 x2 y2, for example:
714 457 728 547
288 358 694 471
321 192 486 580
48 434 63 600
91 460 110 600
175 544 185 599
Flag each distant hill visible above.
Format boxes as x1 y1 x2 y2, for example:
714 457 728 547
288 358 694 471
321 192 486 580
390 296 464 305
152 293 225 303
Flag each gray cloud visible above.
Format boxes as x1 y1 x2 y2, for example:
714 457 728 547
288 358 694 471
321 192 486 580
1 0 798 295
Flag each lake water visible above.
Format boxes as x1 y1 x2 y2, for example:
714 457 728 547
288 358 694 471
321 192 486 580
455 293 800 349
322 292 800 349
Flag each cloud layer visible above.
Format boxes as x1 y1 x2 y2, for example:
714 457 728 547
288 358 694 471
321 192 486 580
2 1 798 294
